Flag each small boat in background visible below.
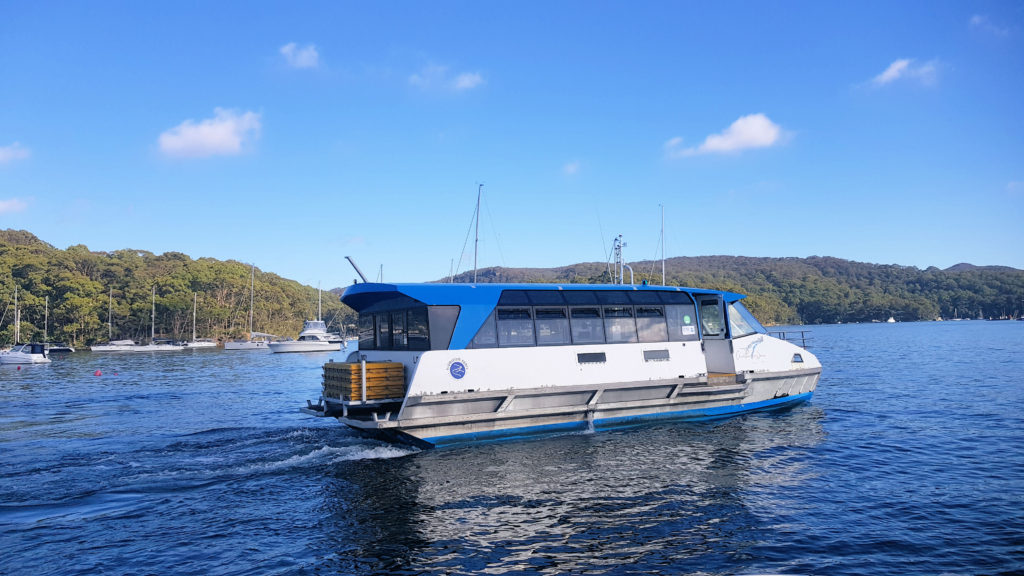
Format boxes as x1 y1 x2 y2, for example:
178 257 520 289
1 343 51 364
268 286 340 353
46 342 75 353
268 320 340 353
185 293 218 348
91 339 139 352
225 265 272 351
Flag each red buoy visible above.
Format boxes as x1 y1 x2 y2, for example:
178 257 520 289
94 370 102 376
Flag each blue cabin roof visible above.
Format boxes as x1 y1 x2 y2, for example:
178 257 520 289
341 283 746 351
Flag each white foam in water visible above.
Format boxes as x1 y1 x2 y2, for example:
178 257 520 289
244 443 417 473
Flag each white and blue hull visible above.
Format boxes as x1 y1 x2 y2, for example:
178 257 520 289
316 337 819 447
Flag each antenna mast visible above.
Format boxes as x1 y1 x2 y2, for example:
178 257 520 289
473 183 482 283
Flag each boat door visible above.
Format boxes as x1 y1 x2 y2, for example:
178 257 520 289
697 295 736 375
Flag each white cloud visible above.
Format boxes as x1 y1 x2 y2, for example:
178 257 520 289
970 14 1009 37
158 108 261 158
665 113 784 157
0 142 31 165
563 161 580 175
280 42 319 69
0 198 28 213
871 58 939 86
409 64 485 92
453 72 484 91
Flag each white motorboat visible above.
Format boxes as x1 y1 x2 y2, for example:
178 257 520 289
90 339 139 352
302 281 822 448
185 338 218 348
269 284 341 353
1 343 51 364
268 320 340 353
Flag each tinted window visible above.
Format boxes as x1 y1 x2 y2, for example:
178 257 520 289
666 304 699 342
570 306 605 344
376 313 392 349
497 290 531 306
469 310 497 349
628 291 662 304
563 291 599 305
604 306 638 343
497 307 535 347
358 313 376 350
635 306 668 342
596 291 632 305
535 307 570 345
391 310 407 350
407 307 429 350
658 291 693 304
528 291 566 305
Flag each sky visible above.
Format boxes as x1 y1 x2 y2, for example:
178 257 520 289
1 1 1022 289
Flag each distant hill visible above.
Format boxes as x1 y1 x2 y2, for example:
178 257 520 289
3 229 1022 345
0 230 356 346
445 255 1024 325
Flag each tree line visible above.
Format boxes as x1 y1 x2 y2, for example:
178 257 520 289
0 230 356 346
4 229 1022 345
449 255 1024 325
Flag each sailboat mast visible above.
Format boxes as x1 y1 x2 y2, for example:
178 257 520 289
44 296 48 344
151 286 156 343
318 282 322 321
661 204 666 286
473 184 482 283
193 292 197 342
108 288 112 341
248 265 255 335
13 286 18 344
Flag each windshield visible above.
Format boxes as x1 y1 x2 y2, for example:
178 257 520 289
728 302 767 338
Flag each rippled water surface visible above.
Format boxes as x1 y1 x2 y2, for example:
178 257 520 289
2 322 1023 575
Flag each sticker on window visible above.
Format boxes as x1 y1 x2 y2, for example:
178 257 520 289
681 326 696 335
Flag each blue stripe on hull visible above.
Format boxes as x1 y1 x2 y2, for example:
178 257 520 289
422 391 814 447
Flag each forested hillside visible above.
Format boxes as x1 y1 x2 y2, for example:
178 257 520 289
0 230 356 346
450 256 1024 325
3 229 1022 346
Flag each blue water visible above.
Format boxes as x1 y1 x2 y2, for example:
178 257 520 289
2 322 1022 575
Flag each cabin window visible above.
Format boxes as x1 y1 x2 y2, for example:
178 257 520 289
497 290 531 306
699 298 727 339
497 307 535 347
563 290 599 305
358 314 376 350
376 313 392 349
643 349 671 362
596 291 632 305
604 306 638 343
468 310 498 349
570 306 605 344
728 302 767 339
427 306 460 350
535 307 571 345
665 304 700 342
527 290 567 305
407 307 430 350
391 310 407 350
635 306 669 343
628 291 662 305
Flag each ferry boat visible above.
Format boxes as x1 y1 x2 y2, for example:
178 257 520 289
302 282 821 448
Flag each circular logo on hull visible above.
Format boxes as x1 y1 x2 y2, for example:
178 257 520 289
448 360 467 380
